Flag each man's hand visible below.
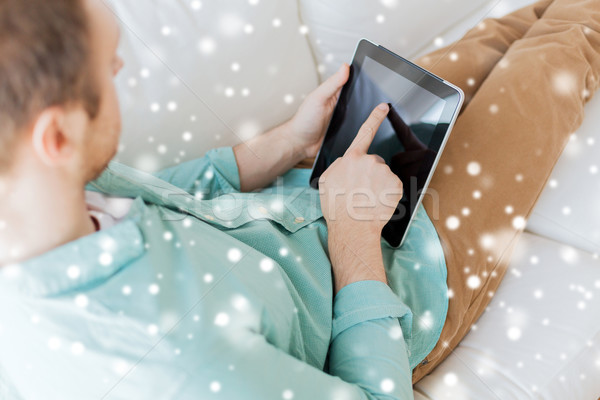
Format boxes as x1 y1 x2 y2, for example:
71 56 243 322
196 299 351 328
318 103 404 294
284 63 350 159
318 103 404 235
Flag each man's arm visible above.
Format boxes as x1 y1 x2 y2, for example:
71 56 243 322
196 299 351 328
233 63 350 192
232 121 308 192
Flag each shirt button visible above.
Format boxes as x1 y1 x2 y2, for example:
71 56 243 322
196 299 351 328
204 214 215 221
258 206 268 215
294 217 305 223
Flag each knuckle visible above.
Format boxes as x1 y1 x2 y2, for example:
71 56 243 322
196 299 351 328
347 148 361 158
362 125 373 136
366 154 379 164
393 176 403 190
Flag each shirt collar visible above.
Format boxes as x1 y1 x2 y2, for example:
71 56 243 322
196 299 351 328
0 198 147 298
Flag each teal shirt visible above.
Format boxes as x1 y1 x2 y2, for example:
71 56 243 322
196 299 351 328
0 147 448 399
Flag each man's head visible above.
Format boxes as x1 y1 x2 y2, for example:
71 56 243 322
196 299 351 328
0 0 123 183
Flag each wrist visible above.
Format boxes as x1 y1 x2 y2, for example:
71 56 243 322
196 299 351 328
280 120 310 162
327 227 386 295
328 222 382 244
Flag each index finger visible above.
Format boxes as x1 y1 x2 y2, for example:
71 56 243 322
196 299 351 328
345 103 390 155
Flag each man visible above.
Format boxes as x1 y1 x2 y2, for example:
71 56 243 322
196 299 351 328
0 0 440 398
3 0 599 398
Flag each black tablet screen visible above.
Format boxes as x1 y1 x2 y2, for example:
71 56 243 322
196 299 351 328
310 43 462 247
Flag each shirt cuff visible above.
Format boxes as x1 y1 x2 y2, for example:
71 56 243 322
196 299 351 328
332 280 413 341
205 146 242 192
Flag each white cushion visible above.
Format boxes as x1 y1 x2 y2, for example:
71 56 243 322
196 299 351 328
414 232 600 399
108 0 319 172
297 0 493 81
525 94 600 256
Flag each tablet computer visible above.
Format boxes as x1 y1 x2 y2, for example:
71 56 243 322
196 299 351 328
309 38 464 248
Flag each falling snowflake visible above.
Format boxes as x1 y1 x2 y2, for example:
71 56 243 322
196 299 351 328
530 255 539 264
380 378 395 393
512 216 526 230
74 294 89 308
466 161 481 176
260 258 274 272
219 14 244 36
148 283 160 295
418 310 433 329
66 265 81 279
446 216 460 230
553 71 577 96
198 37 216 54
231 294 249 311
71 342 85 356
227 248 242 262
147 324 159 335
559 246 578 264
444 372 458 386
214 312 230 326
507 326 521 341
283 94 294 104
99 252 113 266
467 275 481 289
388 325 403 340
380 0 398 7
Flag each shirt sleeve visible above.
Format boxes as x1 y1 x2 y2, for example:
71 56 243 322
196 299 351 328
15 281 416 399
152 146 241 199
172 280 415 400
328 279 415 399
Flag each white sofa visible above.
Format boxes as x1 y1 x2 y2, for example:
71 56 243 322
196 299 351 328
107 0 600 398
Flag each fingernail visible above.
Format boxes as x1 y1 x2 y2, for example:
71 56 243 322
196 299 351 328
378 103 389 110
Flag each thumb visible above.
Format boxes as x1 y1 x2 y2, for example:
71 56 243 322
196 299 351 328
315 63 350 100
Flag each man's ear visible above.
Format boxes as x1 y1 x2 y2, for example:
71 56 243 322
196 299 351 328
31 106 88 167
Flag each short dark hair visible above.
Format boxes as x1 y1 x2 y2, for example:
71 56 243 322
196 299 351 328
0 0 101 171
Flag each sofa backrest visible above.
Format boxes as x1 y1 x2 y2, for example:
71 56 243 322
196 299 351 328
109 0 495 172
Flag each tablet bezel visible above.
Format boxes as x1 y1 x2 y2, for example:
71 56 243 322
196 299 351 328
309 38 464 248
